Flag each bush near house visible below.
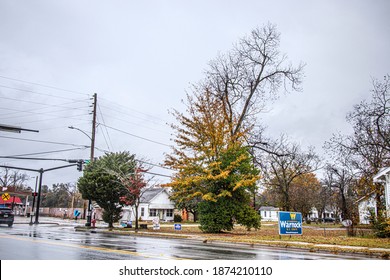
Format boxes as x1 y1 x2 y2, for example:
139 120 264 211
370 213 390 238
174 214 182 223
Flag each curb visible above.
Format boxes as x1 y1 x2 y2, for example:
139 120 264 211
73 226 390 259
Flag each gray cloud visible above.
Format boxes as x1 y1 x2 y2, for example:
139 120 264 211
0 0 389 187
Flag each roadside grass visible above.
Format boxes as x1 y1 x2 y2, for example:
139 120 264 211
114 221 390 250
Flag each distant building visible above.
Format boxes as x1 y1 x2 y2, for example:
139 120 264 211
0 195 24 215
307 207 340 222
259 206 279 222
0 195 22 208
122 187 175 222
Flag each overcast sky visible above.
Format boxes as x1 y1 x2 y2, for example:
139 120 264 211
0 0 389 188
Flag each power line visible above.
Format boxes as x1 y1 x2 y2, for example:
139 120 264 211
0 106 90 121
136 159 172 171
0 99 90 118
99 100 168 126
101 124 171 147
0 156 172 178
0 75 89 96
0 135 89 148
0 84 91 102
143 171 172 178
0 156 71 162
97 104 113 151
97 112 171 135
0 96 91 111
16 113 90 125
3 148 87 157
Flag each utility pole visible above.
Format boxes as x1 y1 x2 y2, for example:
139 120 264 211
85 93 97 227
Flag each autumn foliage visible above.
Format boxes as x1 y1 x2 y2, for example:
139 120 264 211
166 89 260 233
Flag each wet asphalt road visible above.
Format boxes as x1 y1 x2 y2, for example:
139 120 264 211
0 223 374 260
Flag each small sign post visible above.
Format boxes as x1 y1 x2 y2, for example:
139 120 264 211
174 224 182 231
278 211 303 235
152 217 160 230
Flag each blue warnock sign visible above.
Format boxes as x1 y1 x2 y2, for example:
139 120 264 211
278 211 303 235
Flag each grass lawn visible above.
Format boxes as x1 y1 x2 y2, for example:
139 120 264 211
114 221 390 251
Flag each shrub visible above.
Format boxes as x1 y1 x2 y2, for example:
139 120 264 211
235 204 261 231
198 198 261 233
174 214 183 223
198 199 234 233
369 210 390 238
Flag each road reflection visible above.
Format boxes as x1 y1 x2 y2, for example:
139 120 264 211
0 224 378 260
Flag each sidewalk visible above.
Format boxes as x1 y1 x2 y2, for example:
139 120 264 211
13 215 107 227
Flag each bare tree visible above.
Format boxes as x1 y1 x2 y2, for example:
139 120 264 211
325 75 390 215
323 164 357 222
204 23 305 140
349 75 389 154
256 135 321 211
313 182 338 223
0 168 29 189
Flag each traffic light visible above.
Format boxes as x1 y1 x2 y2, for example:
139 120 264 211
77 160 83 172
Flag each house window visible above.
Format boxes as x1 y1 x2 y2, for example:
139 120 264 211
141 207 145 217
264 211 267 217
166 209 173 217
149 209 157 217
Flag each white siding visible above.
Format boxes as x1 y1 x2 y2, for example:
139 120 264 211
123 189 175 222
358 196 376 224
259 210 279 222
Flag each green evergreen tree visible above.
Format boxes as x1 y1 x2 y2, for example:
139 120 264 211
197 146 261 233
78 152 136 228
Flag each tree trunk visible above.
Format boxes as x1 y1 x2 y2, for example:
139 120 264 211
340 191 348 220
135 204 139 230
283 191 290 211
191 210 198 222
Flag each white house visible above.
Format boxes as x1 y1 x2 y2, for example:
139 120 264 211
122 187 175 222
307 207 339 221
356 192 377 224
259 206 279 222
373 167 390 218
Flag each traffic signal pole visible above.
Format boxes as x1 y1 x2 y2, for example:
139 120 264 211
34 169 44 224
0 164 77 224
29 177 38 225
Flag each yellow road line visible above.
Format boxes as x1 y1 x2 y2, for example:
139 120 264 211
0 234 186 260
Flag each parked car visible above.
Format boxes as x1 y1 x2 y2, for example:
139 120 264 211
0 207 14 227
319 217 335 223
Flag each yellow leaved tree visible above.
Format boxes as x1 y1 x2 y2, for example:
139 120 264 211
165 88 260 233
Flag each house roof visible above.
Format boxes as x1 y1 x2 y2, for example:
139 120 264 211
0 196 22 205
140 188 166 203
259 206 279 211
373 167 390 182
